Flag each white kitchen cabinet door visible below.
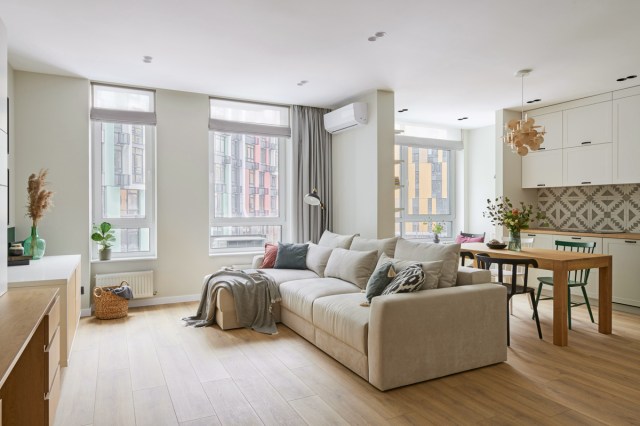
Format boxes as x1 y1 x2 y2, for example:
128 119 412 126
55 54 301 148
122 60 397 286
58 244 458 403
604 238 640 307
529 111 562 151
563 144 612 187
521 150 563 188
563 101 612 148
613 95 640 184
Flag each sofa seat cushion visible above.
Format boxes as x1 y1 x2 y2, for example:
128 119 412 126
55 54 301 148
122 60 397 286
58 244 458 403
279 278 361 321
259 268 319 285
313 293 370 354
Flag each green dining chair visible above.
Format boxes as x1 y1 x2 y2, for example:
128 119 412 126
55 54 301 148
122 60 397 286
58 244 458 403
534 240 596 329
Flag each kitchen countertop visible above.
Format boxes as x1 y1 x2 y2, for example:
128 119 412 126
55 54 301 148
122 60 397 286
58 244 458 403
525 228 640 240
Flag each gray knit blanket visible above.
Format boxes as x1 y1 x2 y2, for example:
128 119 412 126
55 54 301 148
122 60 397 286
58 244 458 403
182 269 280 334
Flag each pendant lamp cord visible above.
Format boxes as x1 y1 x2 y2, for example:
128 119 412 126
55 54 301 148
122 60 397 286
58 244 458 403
521 74 525 120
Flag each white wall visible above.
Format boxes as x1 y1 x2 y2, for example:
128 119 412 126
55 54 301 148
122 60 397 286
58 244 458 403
14 71 91 305
464 125 496 238
7 64 14 228
332 90 395 238
13 72 258 309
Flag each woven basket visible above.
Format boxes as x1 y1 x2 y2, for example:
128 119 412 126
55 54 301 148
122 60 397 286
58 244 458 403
94 280 129 320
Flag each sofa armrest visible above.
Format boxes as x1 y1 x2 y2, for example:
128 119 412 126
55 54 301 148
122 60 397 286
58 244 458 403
251 255 264 269
456 266 491 286
368 284 507 391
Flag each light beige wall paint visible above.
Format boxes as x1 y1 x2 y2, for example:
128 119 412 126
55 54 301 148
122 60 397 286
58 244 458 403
465 125 496 237
14 74 257 309
90 88 254 303
14 71 91 306
332 90 395 238
375 91 395 238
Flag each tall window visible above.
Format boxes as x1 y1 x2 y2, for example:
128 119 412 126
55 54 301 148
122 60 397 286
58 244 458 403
91 84 156 259
395 144 455 240
208 98 290 253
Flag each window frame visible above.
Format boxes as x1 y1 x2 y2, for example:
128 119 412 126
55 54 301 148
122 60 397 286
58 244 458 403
208 97 290 255
90 83 157 260
395 143 456 240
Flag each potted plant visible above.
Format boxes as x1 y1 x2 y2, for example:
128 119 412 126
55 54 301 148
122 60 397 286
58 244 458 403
483 196 546 251
432 223 444 243
92 222 116 260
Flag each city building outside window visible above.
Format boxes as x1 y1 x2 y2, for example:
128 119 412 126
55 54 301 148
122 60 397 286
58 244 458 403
90 84 157 259
395 144 455 240
208 98 291 253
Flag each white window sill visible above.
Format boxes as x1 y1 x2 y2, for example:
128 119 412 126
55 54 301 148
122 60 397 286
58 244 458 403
209 251 263 258
91 256 158 264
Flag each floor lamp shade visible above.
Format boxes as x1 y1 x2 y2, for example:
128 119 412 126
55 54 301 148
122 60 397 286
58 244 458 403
304 188 323 207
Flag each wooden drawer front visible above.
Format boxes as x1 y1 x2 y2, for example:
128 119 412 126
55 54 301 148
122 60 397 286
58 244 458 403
45 365 61 426
45 296 60 345
45 327 61 391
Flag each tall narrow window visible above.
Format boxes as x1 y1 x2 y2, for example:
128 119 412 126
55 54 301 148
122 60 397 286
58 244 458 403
395 144 455 240
208 98 290 253
91 84 156 259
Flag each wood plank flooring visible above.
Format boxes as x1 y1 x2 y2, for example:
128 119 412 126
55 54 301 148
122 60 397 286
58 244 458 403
55 298 640 426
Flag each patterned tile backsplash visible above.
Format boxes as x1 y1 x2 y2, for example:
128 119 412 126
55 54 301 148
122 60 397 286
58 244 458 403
537 184 640 232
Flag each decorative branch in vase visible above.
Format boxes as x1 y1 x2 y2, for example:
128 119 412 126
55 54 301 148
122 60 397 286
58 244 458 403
24 169 54 259
483 196 546 251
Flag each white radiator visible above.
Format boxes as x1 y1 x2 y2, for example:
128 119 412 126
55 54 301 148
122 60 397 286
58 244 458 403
95 270 154 299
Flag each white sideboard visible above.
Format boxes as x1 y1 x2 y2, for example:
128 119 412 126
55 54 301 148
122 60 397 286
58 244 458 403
8 255 82 366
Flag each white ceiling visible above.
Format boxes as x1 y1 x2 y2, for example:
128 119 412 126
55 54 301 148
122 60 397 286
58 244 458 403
1 0 640 129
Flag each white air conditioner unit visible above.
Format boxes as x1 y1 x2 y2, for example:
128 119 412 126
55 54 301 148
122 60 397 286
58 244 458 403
324 102 368 134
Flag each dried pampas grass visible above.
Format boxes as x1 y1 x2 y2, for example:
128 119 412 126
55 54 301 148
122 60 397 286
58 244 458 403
27 169 53 226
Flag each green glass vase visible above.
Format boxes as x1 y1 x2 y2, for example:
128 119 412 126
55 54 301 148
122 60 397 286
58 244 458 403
508 229 521 252
23 226 46 259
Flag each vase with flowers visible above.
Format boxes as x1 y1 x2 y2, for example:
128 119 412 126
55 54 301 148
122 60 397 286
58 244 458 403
483 196 546 251
23 169 54 259
432 222 444 244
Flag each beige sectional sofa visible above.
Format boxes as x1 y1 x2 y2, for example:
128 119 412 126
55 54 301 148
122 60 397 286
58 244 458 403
213 236 507 391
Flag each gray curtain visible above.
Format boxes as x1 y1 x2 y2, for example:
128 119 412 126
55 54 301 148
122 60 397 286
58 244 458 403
291 105 332 243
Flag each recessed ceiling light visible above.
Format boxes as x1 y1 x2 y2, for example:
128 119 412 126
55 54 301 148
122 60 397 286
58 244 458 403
457 117 468 121
617 74 637 82
143 56 153 63
297 80 308 86
368 31 387 42
526 98 542 104
397 108 408 113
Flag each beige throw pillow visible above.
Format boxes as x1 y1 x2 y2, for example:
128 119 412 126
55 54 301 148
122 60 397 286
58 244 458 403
318 230 357 249
350 236 399 258
324 248 378 289
305 242 333 277
377 253 443 290
394 239 460 288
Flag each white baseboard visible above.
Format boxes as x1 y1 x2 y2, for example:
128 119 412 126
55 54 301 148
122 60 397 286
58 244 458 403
80 294 200 317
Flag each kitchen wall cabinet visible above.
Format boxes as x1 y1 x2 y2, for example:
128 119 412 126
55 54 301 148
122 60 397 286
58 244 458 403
522 150 563 188
563 101 612 148
530 111 562 151
563 143 612 187
603 238 640 307
613 94 640 184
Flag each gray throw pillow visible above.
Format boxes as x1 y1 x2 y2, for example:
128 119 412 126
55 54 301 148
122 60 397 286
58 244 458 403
305 242 333 277
324 248 378 289
394 239 460 288
318 230 357 249
365 261 395 303
350 236 399 258
376 253 443 290
381 264 425 295
274 243 309 269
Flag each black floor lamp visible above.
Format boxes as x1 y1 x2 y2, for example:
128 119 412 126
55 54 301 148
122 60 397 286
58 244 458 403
303 188 325 233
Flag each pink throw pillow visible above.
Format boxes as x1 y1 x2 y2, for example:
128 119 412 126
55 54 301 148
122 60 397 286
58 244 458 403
260 243 278 268
455 235 485 244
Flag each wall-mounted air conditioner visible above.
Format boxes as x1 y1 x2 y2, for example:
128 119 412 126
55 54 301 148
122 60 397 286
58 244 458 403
324 102 368 134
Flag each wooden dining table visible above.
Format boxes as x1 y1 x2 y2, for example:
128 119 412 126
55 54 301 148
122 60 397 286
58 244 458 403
461 242 613 346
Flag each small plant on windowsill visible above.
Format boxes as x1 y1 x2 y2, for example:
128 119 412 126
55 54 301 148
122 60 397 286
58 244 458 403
92 222 116 261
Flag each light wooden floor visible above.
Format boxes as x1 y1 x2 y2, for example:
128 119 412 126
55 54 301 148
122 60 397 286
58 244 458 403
55 298 640 426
